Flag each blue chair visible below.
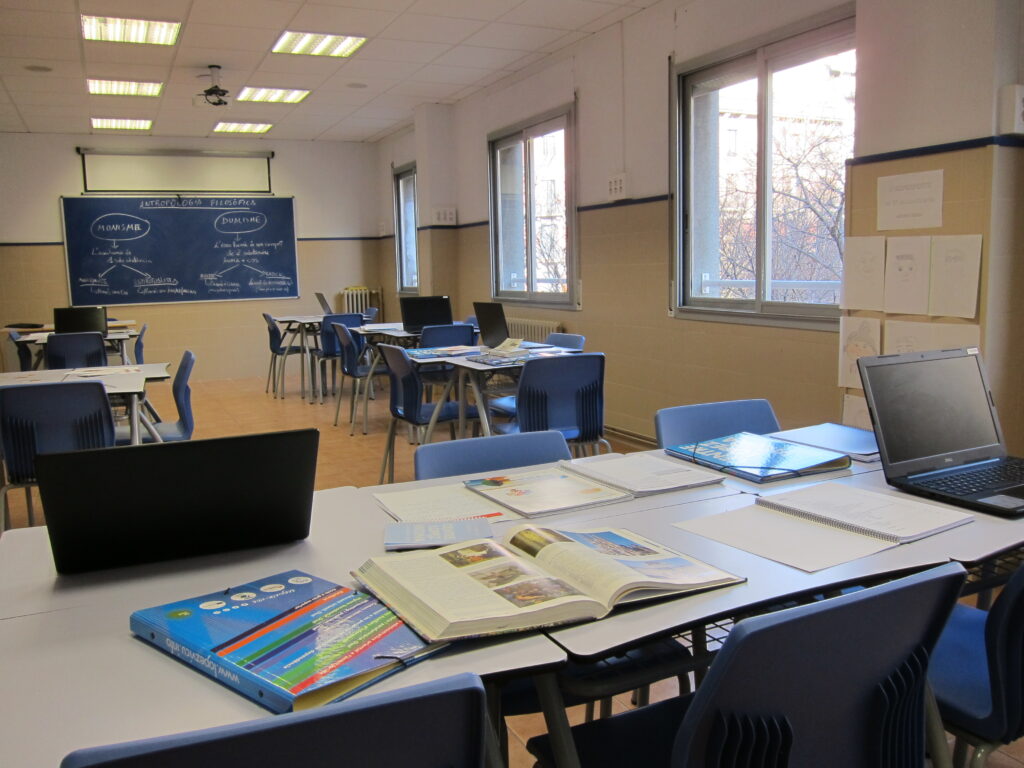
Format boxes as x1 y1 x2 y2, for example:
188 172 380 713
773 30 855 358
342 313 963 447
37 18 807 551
363 306 380 323
262 313 302 398
378 343 478 483
0 381 114 529
61 672 489 768
420 323 475 348
45 331 107 369
545 331 585 350
114 351 195 445
333 322 388 435
133 323 147 364
8 330 33 371
415 430 571 479
654 398 780 448
527 562 966 768
315 313 363 399
493 353 610 456
928 565 1024 767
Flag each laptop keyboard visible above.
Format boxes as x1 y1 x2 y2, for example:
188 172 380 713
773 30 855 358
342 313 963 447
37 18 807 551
916 458 1024 496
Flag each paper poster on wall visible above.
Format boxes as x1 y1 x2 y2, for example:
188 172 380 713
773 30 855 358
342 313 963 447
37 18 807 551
842 394 872 431
839 316 881 389
877 169 943 230
840 236 885 310
883 320 981 354
884 236 931 314
929 234 982 318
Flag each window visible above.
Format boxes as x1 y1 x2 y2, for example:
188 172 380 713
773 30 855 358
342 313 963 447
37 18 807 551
489 110 576 306
677 20 855 321
394 166 418 292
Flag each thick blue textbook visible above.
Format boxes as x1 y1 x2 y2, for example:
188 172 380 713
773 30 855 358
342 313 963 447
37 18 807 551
665 431 851 483
131 570 442 713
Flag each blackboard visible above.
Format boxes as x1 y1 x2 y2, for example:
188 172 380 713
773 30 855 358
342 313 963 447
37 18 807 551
61 196 298 306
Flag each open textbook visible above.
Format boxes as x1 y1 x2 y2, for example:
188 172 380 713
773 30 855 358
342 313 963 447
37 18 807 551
355 525 743 642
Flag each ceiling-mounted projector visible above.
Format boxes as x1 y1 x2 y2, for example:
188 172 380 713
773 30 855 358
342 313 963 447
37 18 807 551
193 64 230 107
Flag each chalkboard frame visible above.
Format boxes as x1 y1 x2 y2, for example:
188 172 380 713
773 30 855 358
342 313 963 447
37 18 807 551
61 196 300 307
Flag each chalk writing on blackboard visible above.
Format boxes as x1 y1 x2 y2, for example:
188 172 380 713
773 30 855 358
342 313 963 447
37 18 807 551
62 197 298 306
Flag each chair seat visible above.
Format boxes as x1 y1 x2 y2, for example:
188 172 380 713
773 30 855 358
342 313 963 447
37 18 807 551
397 401 478 426
526 693 691 768
930 603 1000 740
488 395 516 416
115 422 190 444
493 421 581 441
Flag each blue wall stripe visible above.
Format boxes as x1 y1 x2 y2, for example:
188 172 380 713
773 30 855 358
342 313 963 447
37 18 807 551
848 135 1024 166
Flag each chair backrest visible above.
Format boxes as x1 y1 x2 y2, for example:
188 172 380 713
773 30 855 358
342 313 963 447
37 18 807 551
671 562 965 768
379 343 428 423
0 381 115 483
133 323 147 364
654 399 780 448
45 332 107 369
262 313 285 354
545 332 585 350
415 431 572 480
171 350 196 438
516 353 605 442
332 322 364 376
420 323 475 348
364 306 379 322
61 672 487 768
319 313 361 356
8 330 32 371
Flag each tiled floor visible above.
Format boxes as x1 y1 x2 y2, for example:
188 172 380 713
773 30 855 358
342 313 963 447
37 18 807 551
4 370 1023 766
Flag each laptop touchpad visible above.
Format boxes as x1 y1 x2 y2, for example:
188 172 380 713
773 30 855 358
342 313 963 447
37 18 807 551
979 491 1024 509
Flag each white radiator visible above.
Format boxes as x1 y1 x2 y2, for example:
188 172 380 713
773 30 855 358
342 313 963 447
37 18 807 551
506 317 561 343
342 286 380 315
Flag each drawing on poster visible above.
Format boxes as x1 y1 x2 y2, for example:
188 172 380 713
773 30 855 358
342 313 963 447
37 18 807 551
839 316 881 389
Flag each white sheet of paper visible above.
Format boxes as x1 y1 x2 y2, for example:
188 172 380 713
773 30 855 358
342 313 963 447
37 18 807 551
840 236 885 310
929 234 982 318
883 320 981 354
843 394 872 430
877 169 943 230
373 484 521 523
838 316 881 389
884 236 931 314
675 506 894 573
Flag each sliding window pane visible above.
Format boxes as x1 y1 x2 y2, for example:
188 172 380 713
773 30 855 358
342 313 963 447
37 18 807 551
496 141 527 292
397 172 418 290
529 127 567 294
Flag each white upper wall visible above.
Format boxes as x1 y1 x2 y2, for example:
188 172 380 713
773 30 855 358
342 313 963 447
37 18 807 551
0 133 378 243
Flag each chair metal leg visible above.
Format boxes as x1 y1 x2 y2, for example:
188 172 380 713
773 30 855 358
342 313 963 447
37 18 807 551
380 418 398 485
925 685 953 768
266 355 276 394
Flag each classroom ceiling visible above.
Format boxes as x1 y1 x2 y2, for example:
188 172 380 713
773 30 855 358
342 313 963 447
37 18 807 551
0 0 653 142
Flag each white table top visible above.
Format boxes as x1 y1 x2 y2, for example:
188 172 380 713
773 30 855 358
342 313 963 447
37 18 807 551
0 363 169 393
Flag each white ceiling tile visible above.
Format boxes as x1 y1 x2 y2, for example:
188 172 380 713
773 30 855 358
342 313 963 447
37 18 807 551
179 24 280 53
88 99 160 118
581 4 637 31
0 0 76 11
405 0 520 22
539 30 589 53
463 22 565 51
320 116 402 140
387 79 464 98
431 44 525 70
3 75 85 94
258 123 316 140
412 63 493 85
499 0 616 31
0 35 80 60
255 53 345 77
352 102 417 120
0 9 80 38
279 109 357 128
507 51 547 69
78 0 193 22
173 47 265 73
449 83 481 101
0 118 27 132
378 14 485 44
313 0 414 11
299 88 377 110
188 0 301 29
24 114 89 132
324 58 424 81
83 62 170 81
360 91 427 109
288 5 398 38
0 58 84 77
19 103 94 118
317 70 401 93
150 118 216 137
354 38 449 63
9 90 88 106
239 70 332 90
83 40 177 66
475 69 515 88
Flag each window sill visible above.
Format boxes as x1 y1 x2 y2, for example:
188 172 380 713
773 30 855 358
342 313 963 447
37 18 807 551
673 306 839 332
494 296 581 312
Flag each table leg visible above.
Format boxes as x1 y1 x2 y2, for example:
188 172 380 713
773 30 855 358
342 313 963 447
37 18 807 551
119 339 129 365
128 393 141 445
139 409 162 442
467 371 491 436
423 379 454 444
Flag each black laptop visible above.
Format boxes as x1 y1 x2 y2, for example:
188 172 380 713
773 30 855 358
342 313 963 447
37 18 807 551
472 301 550 349
314 292 333 314
858 348 1024 517
36 429 319 574
399 295 452 334
54 306 107 334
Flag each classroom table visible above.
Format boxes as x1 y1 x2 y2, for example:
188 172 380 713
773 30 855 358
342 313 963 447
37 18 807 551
0 362 170 445
14 328 140 366
274 314 378 404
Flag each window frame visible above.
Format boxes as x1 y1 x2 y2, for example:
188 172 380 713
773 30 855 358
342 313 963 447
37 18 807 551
487 105 579 309
673 18 855 329
393 164 419 294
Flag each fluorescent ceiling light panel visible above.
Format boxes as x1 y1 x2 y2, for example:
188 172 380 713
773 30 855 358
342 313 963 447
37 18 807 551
91 118 152 130
87 79 164 97
81 15 181 45
214 122 273 134
272 31 366 57
237 87 310 104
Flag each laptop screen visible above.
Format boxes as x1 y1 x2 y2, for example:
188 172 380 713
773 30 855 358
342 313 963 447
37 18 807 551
315 292 333 314
54 306 107 334
36 429 319 574
859 350 1003 471
473 302 508 348
400 295 452 333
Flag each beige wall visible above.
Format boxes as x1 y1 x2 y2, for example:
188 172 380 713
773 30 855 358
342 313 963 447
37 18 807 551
1 238 380 380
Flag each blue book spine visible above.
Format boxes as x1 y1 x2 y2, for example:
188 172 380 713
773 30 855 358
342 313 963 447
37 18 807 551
130 612 295 713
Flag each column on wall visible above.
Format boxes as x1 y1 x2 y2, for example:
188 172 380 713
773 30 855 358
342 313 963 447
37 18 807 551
413 104 460 303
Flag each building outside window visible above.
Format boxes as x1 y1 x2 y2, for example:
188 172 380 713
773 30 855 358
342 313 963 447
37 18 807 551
678 19 855 321
394 166 418 292
490 110 576 306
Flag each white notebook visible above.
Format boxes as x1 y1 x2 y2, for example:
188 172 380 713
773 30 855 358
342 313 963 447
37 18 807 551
560 454 724 496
